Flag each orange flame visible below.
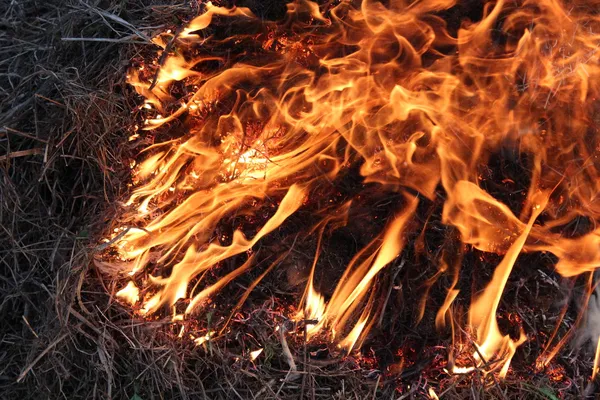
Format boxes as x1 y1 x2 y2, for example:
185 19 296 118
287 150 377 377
465 193 548 377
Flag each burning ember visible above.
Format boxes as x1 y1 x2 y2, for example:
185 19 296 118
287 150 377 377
99 0 600 383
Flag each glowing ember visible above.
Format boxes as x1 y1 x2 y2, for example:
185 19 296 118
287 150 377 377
100 0 600 381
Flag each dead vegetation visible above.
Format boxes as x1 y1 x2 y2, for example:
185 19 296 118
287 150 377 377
1 0 598 399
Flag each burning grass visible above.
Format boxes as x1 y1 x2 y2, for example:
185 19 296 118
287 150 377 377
2 0 600 399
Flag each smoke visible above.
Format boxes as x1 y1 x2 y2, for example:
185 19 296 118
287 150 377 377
578 274 600 355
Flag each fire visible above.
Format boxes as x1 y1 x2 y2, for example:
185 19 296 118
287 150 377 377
593 337 600 380
297 277 326 337
116 281 140 305
428 387 440 400
101 0 600 380
338 312 369 352
250 348 263 361
467 194 547 377
193 331 214 346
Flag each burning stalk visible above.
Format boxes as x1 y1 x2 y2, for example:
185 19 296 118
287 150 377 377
100 0 600 381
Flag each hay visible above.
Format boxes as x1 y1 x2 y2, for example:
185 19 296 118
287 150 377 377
1 1 193 398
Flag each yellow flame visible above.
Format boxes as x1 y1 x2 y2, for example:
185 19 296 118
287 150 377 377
250 348 263 361
194 331 214 346
116 281 140 305
428 387 440 400
339 314 369 353
302 280 326 337
593 336 600 380
451 366 475 375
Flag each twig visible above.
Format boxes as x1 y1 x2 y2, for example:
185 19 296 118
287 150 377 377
93 226 150 253
0 148 43 161
279 322 297 372
17 333 69 382
148 26 184 91
62 36 148 44
2 127 48 143
301 321 308 400
77 1 153 43
371 374 381 400
21 316 39 338
378 259 405 327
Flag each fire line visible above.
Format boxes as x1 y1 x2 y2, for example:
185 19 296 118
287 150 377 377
99 0 600 381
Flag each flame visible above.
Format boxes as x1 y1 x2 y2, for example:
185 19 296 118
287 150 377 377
466 193 547 377
593 336 600 380
428 387 440 400
451 366 475 375
250 348 263 361
194 331 214 346
116 281 140 305
102 0 600 378
300 279 326 337
338 313 369 353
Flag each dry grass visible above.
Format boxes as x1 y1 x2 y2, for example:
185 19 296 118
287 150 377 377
0 0 598 399
1 1 194 398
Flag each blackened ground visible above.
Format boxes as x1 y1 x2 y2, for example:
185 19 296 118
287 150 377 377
1 0 597 399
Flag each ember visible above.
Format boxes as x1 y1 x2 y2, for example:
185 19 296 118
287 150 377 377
100 0 600 387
